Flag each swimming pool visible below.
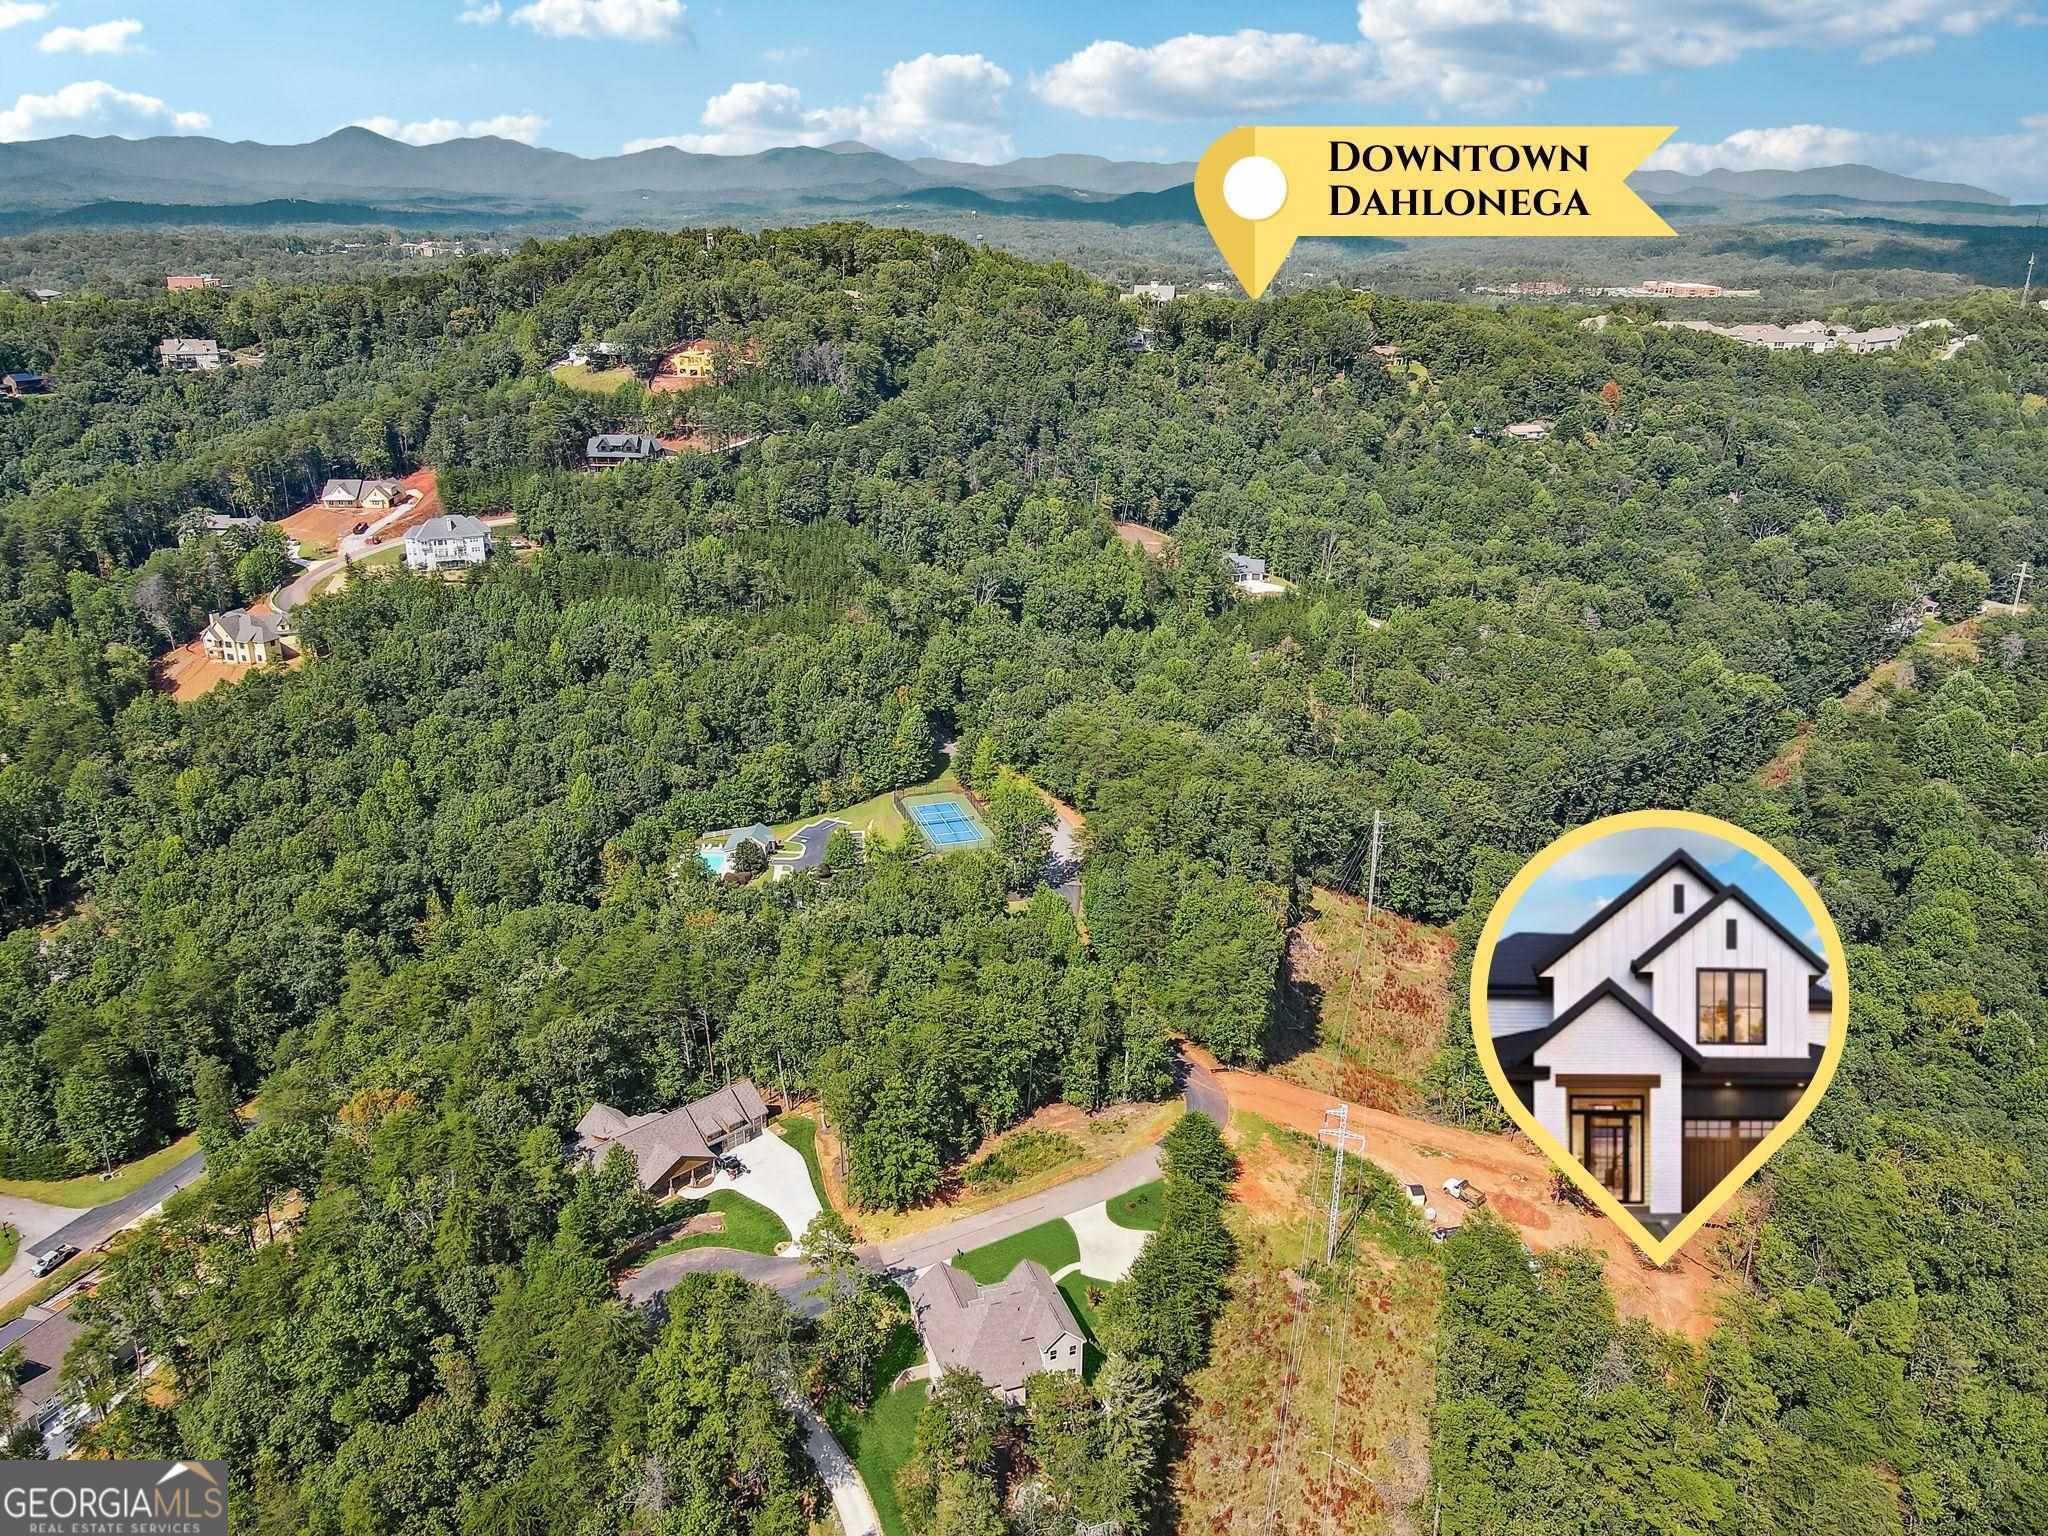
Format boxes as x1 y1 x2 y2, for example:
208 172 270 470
908 795 989 848
698 845 727 873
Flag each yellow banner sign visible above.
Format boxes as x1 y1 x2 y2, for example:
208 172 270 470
1195 125 1675 299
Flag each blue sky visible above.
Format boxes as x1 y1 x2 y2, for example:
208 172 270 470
2 2 2046 198
1502 827 1825 956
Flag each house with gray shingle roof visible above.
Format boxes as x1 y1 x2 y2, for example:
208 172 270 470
201 608 293 665
574 1079 773 1197
907 1260 1085 1403
159 338 221 371
405 514 492 572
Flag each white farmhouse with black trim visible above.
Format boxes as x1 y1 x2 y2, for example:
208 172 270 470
404 514 492 572
1487 850 1833 1229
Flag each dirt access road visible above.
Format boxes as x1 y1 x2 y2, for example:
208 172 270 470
1184 1045 1727 1337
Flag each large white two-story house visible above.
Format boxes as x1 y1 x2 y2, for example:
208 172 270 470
404 514 492 572
1486 849 1833 1229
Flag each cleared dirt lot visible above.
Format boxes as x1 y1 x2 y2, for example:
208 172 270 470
1188 1044 1729 1337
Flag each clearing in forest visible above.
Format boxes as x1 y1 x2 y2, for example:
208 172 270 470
1190 1046 1730 1337
1274 890 1456 1112
1759 612 1984 786
1114 519 1173 557
1176 1112 1437 1536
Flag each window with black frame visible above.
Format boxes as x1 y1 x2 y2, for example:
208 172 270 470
1697 968 1767 1043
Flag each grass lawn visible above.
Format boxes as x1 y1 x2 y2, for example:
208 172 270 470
1106 1178 1164 1232
0 1133 197 1208
776 1116 830 1216
767 767 973 848
642 1190 789 1261
551 363 640 394
0 1223 16 1272
954 1216 1079 1284
823 1290 925 1536
294 538 334 560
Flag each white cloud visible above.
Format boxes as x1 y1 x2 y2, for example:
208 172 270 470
0 2 52 29
1035 31 1372 119
38 18 143 54
458 1 502 20
509 0 683 41
351 112 548 146
1861 34 1936 60
0 79 209 141
627 52 1014 163
1646 116 2048 201
1033 2 2031 115
1646 125 1884 174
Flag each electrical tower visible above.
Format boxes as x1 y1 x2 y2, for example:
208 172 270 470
2024 249 2037 308
2011 561 2031 614
1319 1106 1369 1261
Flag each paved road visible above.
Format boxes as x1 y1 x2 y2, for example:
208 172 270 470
619 1248 825 1315
1181 1050 1230 1127
870 1143 1163 1273
792 1400 881 1536
0 1193 75 1299
26 1150 206 1260
624 1050 1226 1307
274 497 421 612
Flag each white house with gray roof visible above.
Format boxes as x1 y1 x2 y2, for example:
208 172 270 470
908 1260 1085 1403
159 338 221 371
1486 849 1833 1227
405 514 493 572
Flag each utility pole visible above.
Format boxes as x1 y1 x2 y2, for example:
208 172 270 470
2023 250 2037 308
1364 810 1382 918
2012 561 2031 614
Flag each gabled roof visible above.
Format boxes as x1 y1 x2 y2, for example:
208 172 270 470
909 1260 1082 1395
1488 930 1574 996
575 1078 772 1188
206 608 287 645
1489 978 1706 1069
1489 849 1728 996
1630 883 1828 975
406 514 490 544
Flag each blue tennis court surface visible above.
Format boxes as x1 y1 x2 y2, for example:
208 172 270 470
909 796 987 847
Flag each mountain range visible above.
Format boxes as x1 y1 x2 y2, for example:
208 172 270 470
0 129 2011 230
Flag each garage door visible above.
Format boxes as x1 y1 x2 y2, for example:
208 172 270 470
1682 1118 1776 1210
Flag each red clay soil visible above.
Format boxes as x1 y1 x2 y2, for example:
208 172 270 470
1113 520 1173 557
279 468 442 547
153 596 299 701
1191 1044 1730 1337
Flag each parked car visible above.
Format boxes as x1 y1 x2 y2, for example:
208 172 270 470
1443 1177 1488 1207
367 536 381 545
30 1244 78 1277
352 521 368 535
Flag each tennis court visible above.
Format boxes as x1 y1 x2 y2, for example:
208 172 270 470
906 794 991 850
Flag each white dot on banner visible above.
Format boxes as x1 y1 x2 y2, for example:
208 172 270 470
1223 156 1287 222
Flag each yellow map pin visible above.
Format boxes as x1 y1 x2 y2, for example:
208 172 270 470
1195 125 1676 299
1468 812 1847 1265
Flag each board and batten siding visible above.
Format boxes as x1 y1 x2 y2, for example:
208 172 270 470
1638 908 1830 1059
1529 996 1685 1214
1538 868 1717 1010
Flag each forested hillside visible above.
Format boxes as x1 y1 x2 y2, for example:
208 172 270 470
0 225 2044 1532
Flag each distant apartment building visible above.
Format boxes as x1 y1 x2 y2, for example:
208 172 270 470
1642 280 1725 297
1122 282 1177 302
166 274 224 291
1660 319 1953 356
